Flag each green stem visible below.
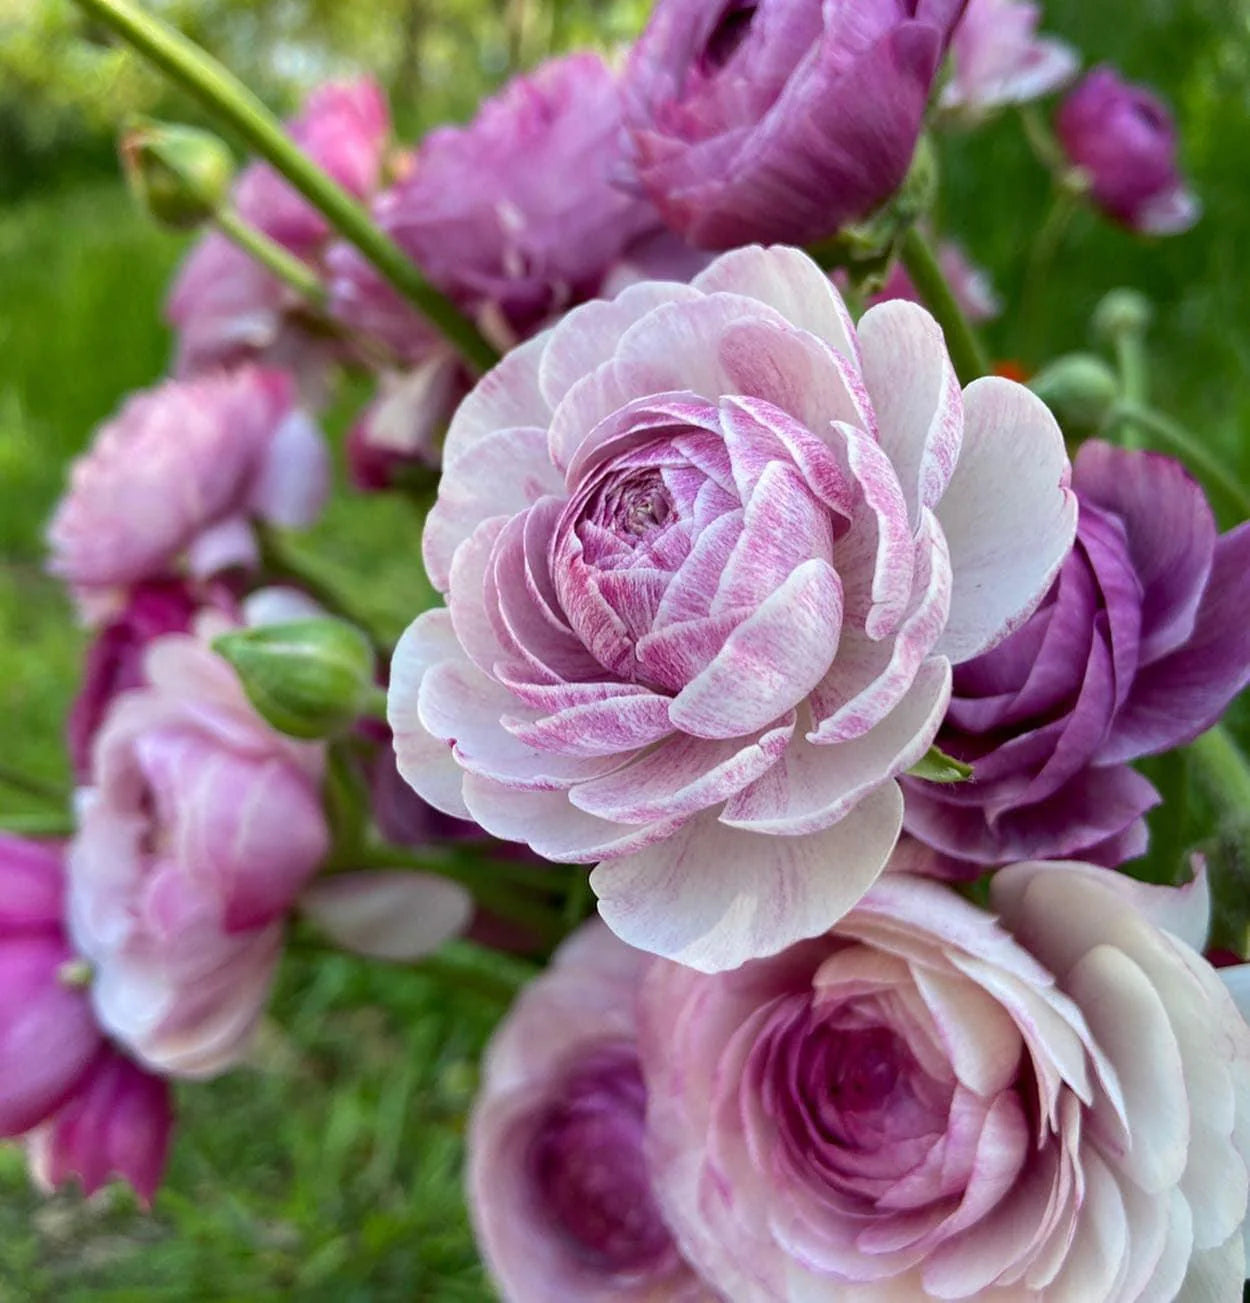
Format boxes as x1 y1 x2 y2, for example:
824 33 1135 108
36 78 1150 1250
214 205 325 304
1107 403 1250 520
0 810 76 838
71 0 498 373
1019 190 1077 359
898 225 989 385
1018 104 1068 173
0 762 69 806
1187 726 1250 820
1113 333 1149 450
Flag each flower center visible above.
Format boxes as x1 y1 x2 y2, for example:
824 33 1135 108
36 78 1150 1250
528 1049 674 1276
701 1 759 71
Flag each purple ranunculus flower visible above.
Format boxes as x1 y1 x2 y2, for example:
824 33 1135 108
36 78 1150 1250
639 861 1250 1298
904 440 1250 874
46 368 328 623
467 920 718 1301
620 0 967 250
328 52 663 363
0 834 173 1204
389 245 1076 972
167 79 393 389
1056 66 1199 235
940 0 1077 118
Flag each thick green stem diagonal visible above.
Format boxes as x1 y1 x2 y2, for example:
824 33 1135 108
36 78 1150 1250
898 225 990 386
72 0 498 372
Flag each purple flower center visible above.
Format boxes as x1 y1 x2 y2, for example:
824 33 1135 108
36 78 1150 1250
528 1047 675 1276
701 0 759 72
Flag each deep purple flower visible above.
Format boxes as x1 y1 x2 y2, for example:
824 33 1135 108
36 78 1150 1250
328 53 662 362
1056 66 1199 235
620 0 967 249
467 921 716 1300
905 440 1250 873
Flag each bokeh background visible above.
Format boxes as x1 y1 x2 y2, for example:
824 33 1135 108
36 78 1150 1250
0 0 1248 1295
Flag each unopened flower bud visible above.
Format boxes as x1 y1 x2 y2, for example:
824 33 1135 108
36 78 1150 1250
1028 353 1120 436
121 120 234 231
214 617 376 739
1091 288 1153 346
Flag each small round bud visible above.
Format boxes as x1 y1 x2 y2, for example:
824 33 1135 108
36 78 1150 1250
121 119 234 231
1091 288 1154 346
214 618 377 739
1029 353 1121 436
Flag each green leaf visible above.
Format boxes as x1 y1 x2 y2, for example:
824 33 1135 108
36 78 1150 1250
906 746 973 784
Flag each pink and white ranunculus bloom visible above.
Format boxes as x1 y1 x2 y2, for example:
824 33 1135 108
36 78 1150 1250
68 626 330 1078
639 862 1250 1300
46 367 328 622
390 245 1076 971
941 0 1078 118
468 920 718 1301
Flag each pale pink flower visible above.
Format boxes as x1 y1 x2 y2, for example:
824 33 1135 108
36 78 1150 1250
468 921 719 1301
389 245 1075 971
941 0 1078 118
46 367 328 622
68 629 330 1078
640 861 1250 1299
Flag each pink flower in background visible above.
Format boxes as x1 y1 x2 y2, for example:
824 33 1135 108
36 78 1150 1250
390 245 1075 971
869 239 1001 321
69 629 330 1077
940 0 1078 117
621 0 967 249
0 834 172 1203
1056 67 1200 235
905 442 1250 874
639 861 1250 1299
28 1047 173 1207
167 79 392 385
468 921 717 1301
67 577 236 780
327 52 663 361
46 368 328 621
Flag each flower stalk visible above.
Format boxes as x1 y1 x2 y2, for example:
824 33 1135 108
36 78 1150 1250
213 205 326 305
898 225 990 384
71 0 498 373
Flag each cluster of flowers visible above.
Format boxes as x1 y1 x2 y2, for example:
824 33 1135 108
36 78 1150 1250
5 0 1247 1297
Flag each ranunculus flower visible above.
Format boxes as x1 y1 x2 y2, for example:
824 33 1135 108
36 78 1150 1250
0 835 173 1203
389 245 1075 971
869 238 1000 322
904 441 1250 873
67 577 237 780
1056 66 1200 235
940 0 1077 118
46 368 328 622
468 920 718 1301
639 861 1250 1299
28 1047 173 1207
68 627 330 1077
167 79 392 384
620 0 967 249
328 52 664 360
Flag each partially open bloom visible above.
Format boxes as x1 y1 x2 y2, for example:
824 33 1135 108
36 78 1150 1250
390 245 1075 971
640 861 1250 1299
621 0 967 249
69 628 330 1077
1056 67 1200 235
46 368 328 621
905 441 1250 873
328 53 660 362
167 79 392 384
0 835 172 1203
940 0 1078 118
468 921 716 1301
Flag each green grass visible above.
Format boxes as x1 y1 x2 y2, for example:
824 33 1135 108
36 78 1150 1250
1 0 1250 1295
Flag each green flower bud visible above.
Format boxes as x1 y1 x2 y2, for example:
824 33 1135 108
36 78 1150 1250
121 119 234 231
1090 288 1154 346
1029 353 1121 436
214 618 377 740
